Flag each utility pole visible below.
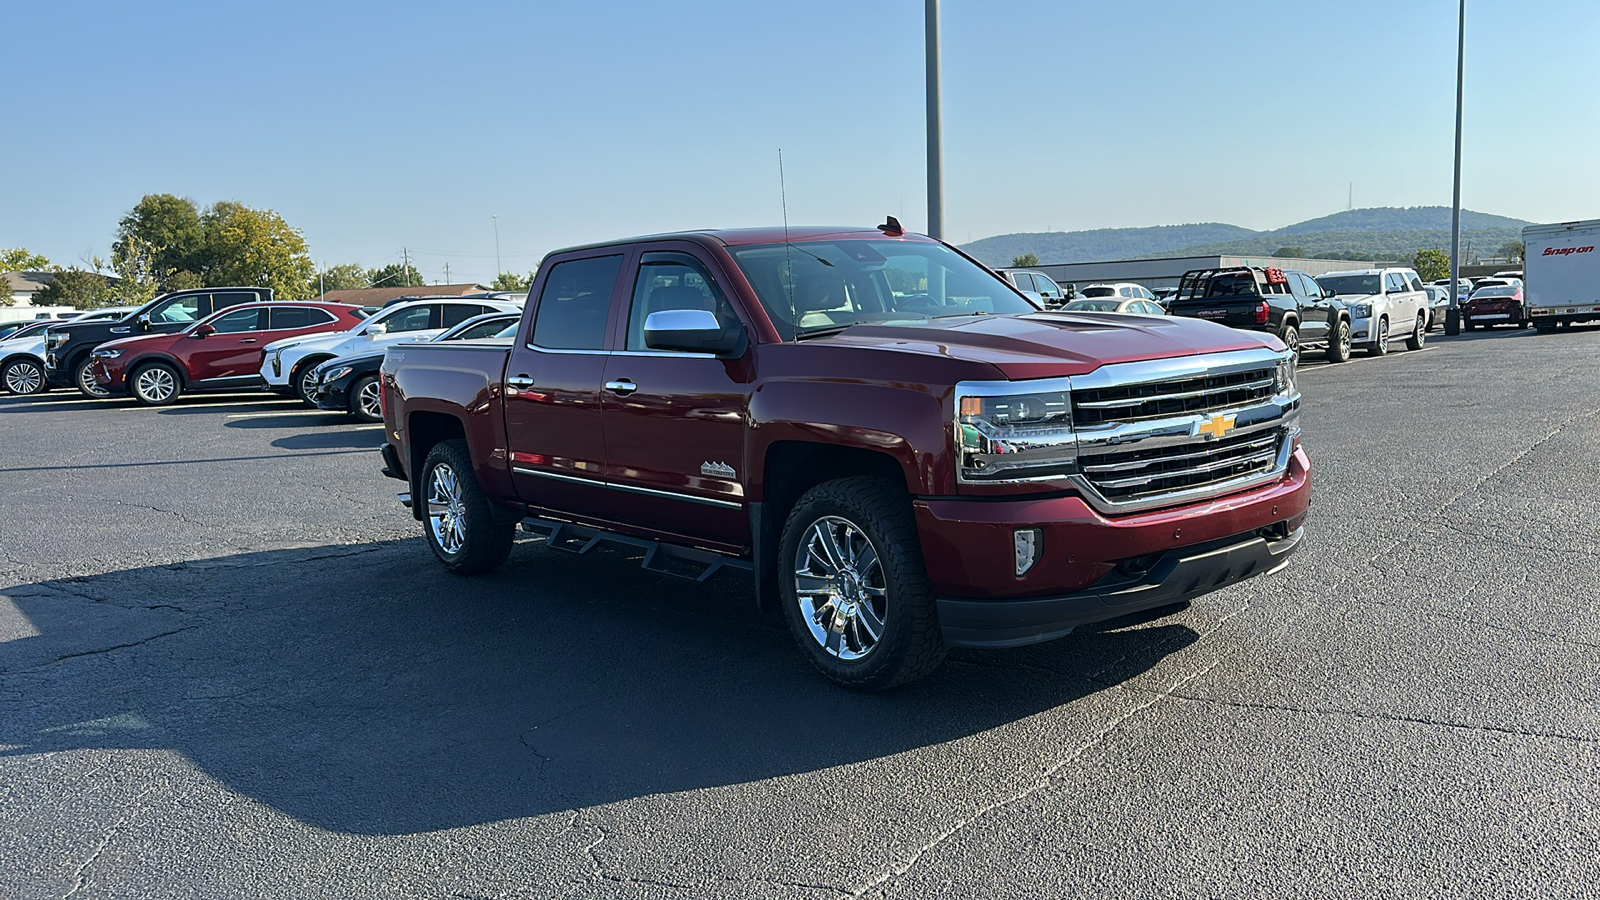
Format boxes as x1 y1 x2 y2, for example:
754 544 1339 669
403 247 412 286
1445 0 1466 335
493 215 502 277
925 0 943 241
444 262 451 284
318 262 324 299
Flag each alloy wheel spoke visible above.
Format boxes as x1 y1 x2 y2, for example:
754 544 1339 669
856 601 885 641
795 573 838 595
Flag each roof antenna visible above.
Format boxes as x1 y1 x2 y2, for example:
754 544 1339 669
780 148 795 331
878 216 903 236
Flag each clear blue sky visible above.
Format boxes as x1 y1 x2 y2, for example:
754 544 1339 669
4 0 1596 284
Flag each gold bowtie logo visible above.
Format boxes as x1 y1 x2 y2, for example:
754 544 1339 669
1197 414 1236 439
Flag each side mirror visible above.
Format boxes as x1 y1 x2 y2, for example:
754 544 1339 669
643 309 746 356
193 324 216 338
365 322 388 337
137 315 152 331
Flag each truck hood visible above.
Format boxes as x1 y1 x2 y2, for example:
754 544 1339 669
815 312 1280 380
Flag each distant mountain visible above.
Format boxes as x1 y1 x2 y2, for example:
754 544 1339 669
962 207 1534 266
963 223 1256 266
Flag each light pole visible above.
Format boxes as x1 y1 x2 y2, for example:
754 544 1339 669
493 215 503 280
1445 0 1466 335
925 0 943 240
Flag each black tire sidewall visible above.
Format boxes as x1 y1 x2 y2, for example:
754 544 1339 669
131 362 181 406
1325 321 1351 363
777 476 944 691
74 355 109 399
350 374 382 422
293 361 324 407
420 439 514 575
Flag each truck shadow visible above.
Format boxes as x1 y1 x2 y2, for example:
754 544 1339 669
0 540 1196 836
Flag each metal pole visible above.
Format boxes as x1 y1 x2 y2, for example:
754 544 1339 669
493 215 502 278
1445 0 1466 335
925 0 943 240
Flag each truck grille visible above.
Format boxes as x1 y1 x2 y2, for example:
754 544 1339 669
1078 428 1285 503
1071 366 1278 428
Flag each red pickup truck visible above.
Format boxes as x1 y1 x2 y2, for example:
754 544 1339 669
380 223 1311 689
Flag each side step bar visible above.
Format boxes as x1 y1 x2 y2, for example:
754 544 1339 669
520 517 752 583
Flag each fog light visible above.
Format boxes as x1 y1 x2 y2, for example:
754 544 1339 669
1014 528 1041 576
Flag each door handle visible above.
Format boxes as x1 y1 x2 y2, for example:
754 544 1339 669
239 338 257 344
605 378 638 396
506 374 535 390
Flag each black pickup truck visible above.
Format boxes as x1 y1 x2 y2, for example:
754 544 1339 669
1167 266 1351 363
45 287 271 397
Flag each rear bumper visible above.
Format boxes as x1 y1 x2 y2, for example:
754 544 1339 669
939 525 1302 648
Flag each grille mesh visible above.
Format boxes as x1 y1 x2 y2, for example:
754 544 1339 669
1072 367 1277 427
1079 428 1284 502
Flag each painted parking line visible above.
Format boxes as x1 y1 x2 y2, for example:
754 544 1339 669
1297 345 1433 374
225 410 342 419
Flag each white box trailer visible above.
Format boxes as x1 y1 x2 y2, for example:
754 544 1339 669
1524 219 1600 331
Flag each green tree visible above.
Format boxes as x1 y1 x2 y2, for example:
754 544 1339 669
1010 252 1040 267
31 269 116 310
1272 246 1308 258
366 262 427 288
1 248 51 272
1500 240 1525 263
0 277 12 307
1412 249 1450 282
312 263 369 295
491 272 529 292
111 194 205 290
200 202 315 299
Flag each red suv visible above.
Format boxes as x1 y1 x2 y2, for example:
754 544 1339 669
89 302 367 405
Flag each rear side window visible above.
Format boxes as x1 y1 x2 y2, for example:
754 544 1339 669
441 304 494 328
269 307 336 329
1011 273 1035 291
211 292 259 311
532 255 623 350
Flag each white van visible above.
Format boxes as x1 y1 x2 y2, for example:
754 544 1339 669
1524 219 1600 332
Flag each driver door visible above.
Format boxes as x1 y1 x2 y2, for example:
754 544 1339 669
185 306 269 381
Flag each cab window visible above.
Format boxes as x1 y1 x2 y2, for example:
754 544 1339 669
531 255 623 350
625 252 737 351
152 294 206 324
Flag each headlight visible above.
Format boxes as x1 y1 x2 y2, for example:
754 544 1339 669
1275 358 1296 396
48 333 67 349
322 366 352 384
93 348 122 359
955 381 1078 483
1349 303 1372 318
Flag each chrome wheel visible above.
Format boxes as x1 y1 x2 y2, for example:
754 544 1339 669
793 515 887 661
427 462 467 556
4 360 44 394
134 366 176 403
76 359 109 398
357 379 382 420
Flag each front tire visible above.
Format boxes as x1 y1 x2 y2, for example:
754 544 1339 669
1367 317 1389 356
1324 320 1351 363
420 439 514 575
1405 312 1426 351
292 360 325 407
349 374 383 422
130 361 182 406
74 355 110 399
778 476 946 691
2 357 48 395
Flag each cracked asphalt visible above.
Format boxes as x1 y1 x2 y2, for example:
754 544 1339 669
1 327 1597 898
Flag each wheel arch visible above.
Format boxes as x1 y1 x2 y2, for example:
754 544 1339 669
405 410 468 521
127 352 191 388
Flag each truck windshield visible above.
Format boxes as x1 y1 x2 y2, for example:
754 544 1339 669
727 240 1037 340
1317 274 1381 296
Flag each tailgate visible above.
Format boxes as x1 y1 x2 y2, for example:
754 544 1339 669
1167 299 1262 329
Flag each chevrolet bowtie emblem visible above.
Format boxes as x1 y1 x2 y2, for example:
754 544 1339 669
1196 414 1237 440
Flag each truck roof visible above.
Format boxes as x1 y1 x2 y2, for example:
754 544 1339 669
549 226 940 257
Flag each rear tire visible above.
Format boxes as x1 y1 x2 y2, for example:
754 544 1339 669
130 361 183 406
1324 320 1351 363
1367 317 1389 356
1278 323 1300 360
2 357 48 395
420 439 515 575
349 374 383 423
1405 312 1426 351
778 476 946 691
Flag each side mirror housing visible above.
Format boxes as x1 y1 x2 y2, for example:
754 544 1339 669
193 324 216 338
136 314 152 331
365 322 388 337
642 309 746 357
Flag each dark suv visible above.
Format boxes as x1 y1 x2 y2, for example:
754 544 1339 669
1167 267 1352 363
45 287 271 397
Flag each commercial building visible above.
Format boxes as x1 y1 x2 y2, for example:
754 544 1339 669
1012 255 1377 293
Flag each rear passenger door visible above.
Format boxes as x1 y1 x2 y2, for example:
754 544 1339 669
504 252 629 517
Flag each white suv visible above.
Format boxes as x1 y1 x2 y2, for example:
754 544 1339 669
260 298 522 403
1314 268 1429 356
1079 282 1160 304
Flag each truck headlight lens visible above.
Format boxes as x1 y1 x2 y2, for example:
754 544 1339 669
93 348 122 359
1350 303 1372 318
47 333 66 349
1275 358 1296 396
955 382 1078 483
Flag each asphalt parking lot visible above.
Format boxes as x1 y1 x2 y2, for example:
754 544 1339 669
2 327 1597 899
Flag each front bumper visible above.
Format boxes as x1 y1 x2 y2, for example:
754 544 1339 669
315 377 352 411
90 359 129 395
916 445 1311 646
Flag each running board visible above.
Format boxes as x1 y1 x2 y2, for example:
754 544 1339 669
519 517 752 583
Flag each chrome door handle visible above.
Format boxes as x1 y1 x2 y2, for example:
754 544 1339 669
506 374 535 390
239 338 257 343
605 379 637 396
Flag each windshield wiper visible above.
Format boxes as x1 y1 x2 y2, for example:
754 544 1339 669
794 324 853 340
